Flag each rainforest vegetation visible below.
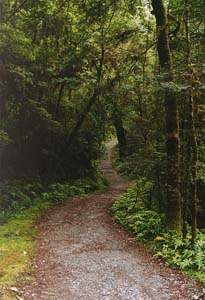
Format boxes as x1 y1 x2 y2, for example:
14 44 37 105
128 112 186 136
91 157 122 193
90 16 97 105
0 0 205 288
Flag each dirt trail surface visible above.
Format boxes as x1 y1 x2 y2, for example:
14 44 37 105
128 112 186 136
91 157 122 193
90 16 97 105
22 141 201 300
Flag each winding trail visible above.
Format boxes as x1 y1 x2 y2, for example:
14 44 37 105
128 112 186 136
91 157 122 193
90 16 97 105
23 141 201 300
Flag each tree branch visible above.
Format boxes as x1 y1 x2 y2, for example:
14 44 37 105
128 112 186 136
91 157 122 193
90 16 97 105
4 0 28 23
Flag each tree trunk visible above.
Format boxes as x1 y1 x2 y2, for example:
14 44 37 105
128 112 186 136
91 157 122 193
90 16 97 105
112 115 127 159
0 60 7 120
55 83 65 119
151 0 181 231
184 0 198 244
188 92 198 245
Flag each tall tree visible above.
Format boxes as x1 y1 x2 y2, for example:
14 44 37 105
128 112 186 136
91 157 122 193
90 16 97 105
151 0 181 231
184 0 198 244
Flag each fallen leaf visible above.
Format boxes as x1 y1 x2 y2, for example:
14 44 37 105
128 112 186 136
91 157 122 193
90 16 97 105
11 287 19 293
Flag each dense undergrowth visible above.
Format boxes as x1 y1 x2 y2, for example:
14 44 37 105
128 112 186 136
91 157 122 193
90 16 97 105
111 185 205 283
0 176 104 222
0 176 104 300
111 148 205 283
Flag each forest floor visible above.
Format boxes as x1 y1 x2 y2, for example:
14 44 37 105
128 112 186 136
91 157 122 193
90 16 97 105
20 141 202 300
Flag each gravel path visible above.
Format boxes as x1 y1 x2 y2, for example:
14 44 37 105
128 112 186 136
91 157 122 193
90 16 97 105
22 141 201 300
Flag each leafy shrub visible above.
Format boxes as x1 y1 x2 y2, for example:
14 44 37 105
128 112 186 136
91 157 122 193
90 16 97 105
0 180 42 212
111 184 205 283
154 231 205 279
111 182 162 240
0 178 101 222
41 179 97 203
126 211 162 240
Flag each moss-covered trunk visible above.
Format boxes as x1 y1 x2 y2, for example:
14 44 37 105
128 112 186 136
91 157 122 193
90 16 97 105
183 0 198 244
151 0 181 231
187 91 198 245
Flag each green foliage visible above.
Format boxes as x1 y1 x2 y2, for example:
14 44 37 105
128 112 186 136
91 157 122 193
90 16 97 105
111 182 162 240
111 186 205 283
154 231 205 282
0 177 103 223
0 201 52 300
0 0 113 181
126 210 162 240
0 180 44 218
0 130 11 145
41 179 100 203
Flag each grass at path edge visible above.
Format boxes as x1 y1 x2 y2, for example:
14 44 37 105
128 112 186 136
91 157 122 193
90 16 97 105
0 201 49 300
0 178 104 300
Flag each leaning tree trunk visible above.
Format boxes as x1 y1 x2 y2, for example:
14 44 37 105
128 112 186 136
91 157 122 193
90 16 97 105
151 0 181 231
